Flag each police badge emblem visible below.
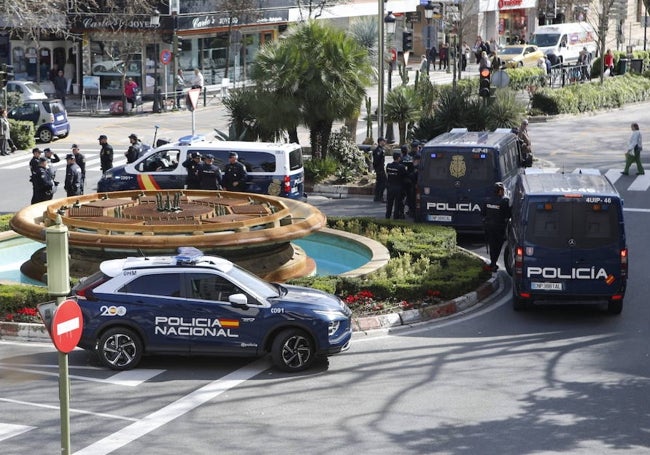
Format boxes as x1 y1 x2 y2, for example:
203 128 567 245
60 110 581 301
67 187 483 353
449 155 466 178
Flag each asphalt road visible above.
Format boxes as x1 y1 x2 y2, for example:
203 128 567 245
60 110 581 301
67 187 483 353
1 101 650 454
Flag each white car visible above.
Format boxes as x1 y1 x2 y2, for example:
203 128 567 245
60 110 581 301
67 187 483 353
92 60 124 73
4 81 48 101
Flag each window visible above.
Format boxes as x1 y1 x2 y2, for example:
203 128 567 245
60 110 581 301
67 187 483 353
289 148 303 171
118 273 181 297
189 273 243 302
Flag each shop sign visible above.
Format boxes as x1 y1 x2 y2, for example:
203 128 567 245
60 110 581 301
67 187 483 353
79 17 161 30
177 10 289 30
498 0 524 9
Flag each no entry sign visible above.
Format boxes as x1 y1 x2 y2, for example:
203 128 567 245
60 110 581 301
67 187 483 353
51 299 83 353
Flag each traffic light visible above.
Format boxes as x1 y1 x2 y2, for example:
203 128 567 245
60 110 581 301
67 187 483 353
479 67 491 98
402 31 413 52
176 37 183 56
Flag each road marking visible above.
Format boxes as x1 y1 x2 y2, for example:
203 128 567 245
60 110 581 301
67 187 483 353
626 173 650 191
0 363 164 386
0 398 137 422
0 423 35 442
73 357 271 455
604 169 622 185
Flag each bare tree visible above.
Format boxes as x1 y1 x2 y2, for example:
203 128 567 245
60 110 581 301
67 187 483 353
218 0 261 78
294 0 349 21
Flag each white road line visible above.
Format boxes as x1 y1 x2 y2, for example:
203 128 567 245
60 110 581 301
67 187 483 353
0 398 137 422
0 364 164 386
626 173 650 191
73 357 271 455
0 423 36 442
604 168 623 185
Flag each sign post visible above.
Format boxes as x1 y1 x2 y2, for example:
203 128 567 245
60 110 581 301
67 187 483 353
45 215 74 455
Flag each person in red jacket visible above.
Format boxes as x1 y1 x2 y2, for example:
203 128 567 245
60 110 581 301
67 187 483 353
604 49 615 76
124 77 138 112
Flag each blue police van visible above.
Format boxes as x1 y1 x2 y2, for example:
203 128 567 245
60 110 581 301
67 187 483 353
97 137 305 199
504 169 627 314
415 128 527 231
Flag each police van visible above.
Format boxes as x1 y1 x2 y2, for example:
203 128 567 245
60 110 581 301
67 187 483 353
415 128 528 231
504 169 627 314
97 136 305 199
530 22 597 64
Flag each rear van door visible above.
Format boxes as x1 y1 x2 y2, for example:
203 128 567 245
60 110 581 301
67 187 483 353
523 196 624 297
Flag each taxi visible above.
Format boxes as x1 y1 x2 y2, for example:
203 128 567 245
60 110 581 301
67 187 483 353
71 248 352 372
499 45 545 68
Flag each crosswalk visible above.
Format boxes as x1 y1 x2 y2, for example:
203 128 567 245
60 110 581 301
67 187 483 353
0 151 127 173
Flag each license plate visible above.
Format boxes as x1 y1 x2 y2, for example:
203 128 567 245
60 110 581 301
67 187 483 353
427 215 452 222
56 114 64 121
531 282 563 291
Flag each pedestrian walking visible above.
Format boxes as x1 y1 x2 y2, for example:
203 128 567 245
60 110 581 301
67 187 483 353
71 144 86 193
622 122 644 175
0 108 9 156
125 133 141 164
427 45 438 72
191 68 204 89
64 154 83 197
182 152 202 189
385 151 407 219
32 157 54 204
199 154 223 190
372 137 387 202
481 182 511 272
175 69 186 108
439 43 449 70
419 54 429 76
222 151 248 191
98 134 114 173
124 77 138 112
54 69 67 105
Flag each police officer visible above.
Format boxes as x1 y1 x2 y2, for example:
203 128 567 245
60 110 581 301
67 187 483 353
71 144 86 193
399 144 413 218
372 137 387 202
98 134 114 173
385 151 407 219
405 151 420 218
125 133 141 164
64 153 83 197
481 182 511 272
222 151 247 191
182 152 202 189
29 148 43 204
32 157 54 204
43 148 60 192
199 154 223 190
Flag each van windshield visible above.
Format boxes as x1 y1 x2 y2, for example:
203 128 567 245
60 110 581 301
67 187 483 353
530 33 560 47
420 148 495 189
525 199 620 249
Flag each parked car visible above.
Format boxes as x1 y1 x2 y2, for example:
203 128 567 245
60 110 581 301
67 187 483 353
92 60 124 73
4 81 48 101
8 99 70 143
67 247 353 372
499 45 545 68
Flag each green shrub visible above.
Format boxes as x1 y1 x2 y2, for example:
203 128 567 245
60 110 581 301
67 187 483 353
327 127 368 182
9 120 36 151
304 156 339 183
0 214 13 231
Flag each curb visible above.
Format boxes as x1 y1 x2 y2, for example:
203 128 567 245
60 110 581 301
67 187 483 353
351 273 499 332
306 184 373 199
0 274 500 342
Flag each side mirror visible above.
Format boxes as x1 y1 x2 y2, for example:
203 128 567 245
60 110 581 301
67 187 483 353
229 293 249 310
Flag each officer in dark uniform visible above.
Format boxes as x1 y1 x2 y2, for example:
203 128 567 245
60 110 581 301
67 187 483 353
71 144 86 193
198 154 223 190
182 152 202 189
481 182 511 272
372 137 387 202
405 151 420 218
43 148 60 193
385 151 407 219
29 148 42 204
399 144 414 218
125 133 141 164
222 151 247 191
98 134 114 173
32 157 54 204
64 153 83 197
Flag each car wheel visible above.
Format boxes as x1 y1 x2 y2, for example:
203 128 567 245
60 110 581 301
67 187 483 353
607 299 623 315
97 327 143 370
503 246 513 276
38 128 53 143
271 328 315 372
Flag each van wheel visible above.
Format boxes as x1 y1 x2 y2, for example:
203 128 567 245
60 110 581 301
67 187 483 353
503 246 513 276
607 299 623 315
38 128 53 143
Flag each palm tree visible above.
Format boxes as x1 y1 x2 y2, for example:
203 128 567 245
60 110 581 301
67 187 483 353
250 21 374 158
384 85 420 145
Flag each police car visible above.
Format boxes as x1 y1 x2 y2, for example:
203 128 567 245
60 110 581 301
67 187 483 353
72 248 352 372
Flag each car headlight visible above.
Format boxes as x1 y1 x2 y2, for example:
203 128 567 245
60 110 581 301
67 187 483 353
328 320 340 337
103 170 114 179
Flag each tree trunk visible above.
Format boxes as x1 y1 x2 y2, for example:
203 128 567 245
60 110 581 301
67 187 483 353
288 127 299 145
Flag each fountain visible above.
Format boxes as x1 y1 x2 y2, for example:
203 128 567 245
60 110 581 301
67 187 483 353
10 190 330 282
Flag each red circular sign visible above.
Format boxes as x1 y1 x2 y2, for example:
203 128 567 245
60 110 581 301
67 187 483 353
160 49 173 65
390 49 397 62
51 299 83 353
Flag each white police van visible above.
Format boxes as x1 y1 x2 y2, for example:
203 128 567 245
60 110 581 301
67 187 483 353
504 169 627 314
97 136 305 199
530 22 597 64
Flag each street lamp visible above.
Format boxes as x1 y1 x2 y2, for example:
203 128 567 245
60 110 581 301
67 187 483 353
150 9 162 113
384 11 396 143
424 1 435 72
378 9 396 140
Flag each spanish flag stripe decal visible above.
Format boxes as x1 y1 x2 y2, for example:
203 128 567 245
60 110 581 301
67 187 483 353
137 174 161 190
219 319 240 328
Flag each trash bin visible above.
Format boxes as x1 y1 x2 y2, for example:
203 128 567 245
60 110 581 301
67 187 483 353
630 58 644 74
618 58 629 75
